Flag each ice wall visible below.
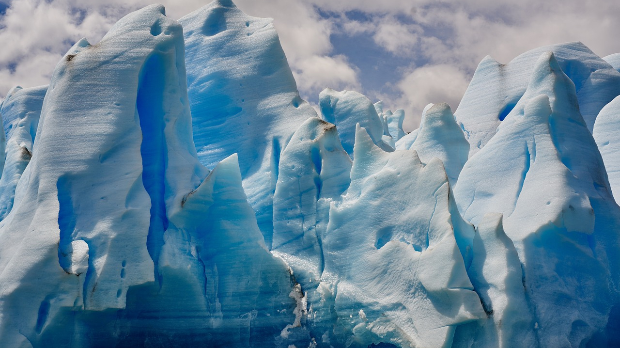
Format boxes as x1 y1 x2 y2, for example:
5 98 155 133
454 52 620 347
0 4 295 346
0 1 618 347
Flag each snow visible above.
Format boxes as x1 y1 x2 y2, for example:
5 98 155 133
0 1 619 347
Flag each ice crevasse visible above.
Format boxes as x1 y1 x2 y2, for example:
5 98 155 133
0 1 619 347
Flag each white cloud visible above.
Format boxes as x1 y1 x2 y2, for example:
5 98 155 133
0 0 123 94
372 21 419 55
397 64 470 131
292 55 360 98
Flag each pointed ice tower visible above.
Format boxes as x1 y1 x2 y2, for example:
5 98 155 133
318 88 394 155
271 117 352 295
604 53 620 73
456 42 620 156
387 109 406 142
296 126 484 347
374 101 406 147
402 102 469 186
179 0 316 248
0 4 300 346
0 5 209 346
454 52 620 346
0 85 47 220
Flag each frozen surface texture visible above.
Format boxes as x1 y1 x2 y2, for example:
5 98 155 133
456 42 620 157
319 88 394 156
308 126 484 347
454 52 620 347
0 85 46 220
594 96 620 202
403 103 469 186
179 0 316 247
604 53 620 73
0 1 620 347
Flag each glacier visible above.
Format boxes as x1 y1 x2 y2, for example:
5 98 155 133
0 1 619 347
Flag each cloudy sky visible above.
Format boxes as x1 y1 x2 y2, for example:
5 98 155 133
0 0 619 130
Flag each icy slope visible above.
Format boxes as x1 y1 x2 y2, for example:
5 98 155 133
272 117 352 291
307 126 483 347
179 0 316 247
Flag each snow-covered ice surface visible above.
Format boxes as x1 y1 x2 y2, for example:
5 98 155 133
454 52 620 347
0 1 619 347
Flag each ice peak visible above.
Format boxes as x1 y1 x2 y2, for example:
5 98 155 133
319 88 392 156
528 51 575 93
603 52 620 72
411 102 469 186
213 0 237 8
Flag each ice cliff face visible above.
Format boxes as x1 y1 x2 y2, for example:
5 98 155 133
0 1 619 347
179 0 316 248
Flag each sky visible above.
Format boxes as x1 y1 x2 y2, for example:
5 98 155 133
0 0 619 130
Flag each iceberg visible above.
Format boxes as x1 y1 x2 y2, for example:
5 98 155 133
179 0 316 247
397 103 469 186
0 1 619 347
308 126 484 347
0 5 295 346
272 117 351 290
